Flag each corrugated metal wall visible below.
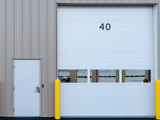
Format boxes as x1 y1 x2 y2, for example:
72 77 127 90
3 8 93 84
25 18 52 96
0 0 57 116
0 0 159 117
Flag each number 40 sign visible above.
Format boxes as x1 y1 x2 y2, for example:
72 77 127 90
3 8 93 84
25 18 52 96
99 23 111 30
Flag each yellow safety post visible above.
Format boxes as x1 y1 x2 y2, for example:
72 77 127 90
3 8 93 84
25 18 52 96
75 77 77 82
91 77 93 82
123 76 125 83
96 76 99 82
156 80 160 119
55 79 60 119
115 77 117 83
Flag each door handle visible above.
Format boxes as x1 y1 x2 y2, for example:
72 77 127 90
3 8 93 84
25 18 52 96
34 85 40 93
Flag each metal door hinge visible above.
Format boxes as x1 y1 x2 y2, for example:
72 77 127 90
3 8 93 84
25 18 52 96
13 87 15 90
13 65 15 69
13 108 15 112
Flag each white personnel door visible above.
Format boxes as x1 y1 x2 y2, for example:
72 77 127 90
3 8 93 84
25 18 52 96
14 60 40 117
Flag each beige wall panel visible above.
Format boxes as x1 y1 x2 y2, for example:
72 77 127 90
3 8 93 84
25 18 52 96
40 60 48 117
15 0 23 58
48 0 57 116
6 0 15 116
40 0 48 116
32 0 40 58
23 0 32 58
0 0 7 116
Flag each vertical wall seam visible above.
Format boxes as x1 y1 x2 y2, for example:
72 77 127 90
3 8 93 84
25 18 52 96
39 0 40 60
13 0 15 115
39 0 42 116
0 0 2 115
30 0 32 58
5 0 8 115
5 0 7 115
14 0 16 58
56 2 58 81
158 3 160 79
46 0 49 115
48 0 50 115
22 0 24 58
39 0 42 115
4 0 7 115
55 3 58 116
48 0 52 115
47 0 49 116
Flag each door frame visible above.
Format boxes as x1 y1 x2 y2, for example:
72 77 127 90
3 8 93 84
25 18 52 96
13 59 42 116
56 1 160 76
57 4 159 117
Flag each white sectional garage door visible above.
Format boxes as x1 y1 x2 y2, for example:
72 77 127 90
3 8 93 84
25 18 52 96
58 6 157 117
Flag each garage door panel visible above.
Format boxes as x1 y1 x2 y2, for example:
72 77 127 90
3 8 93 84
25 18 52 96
61 98 154 104
61 84 154 116
61 100 154 105
61 105 154 110
61 107 154 116
58 33 153 36
61 111 154 117
58 35 153 40
58 7 152 15
61 85 153 96
58 6 154 117
58 48 153 53
58 59 152 70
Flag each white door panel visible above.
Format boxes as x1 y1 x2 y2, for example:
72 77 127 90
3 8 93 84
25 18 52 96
61 84 155 117
14 60 40 117
58 6 155 117
58 6 153 70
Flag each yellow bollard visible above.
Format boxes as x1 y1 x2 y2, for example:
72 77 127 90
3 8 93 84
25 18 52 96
115 77 117 83
96 76 99 82
156 80 160 119
55 79 60 119
123 76 125 83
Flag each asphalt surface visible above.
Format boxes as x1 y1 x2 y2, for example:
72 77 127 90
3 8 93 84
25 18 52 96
0 118 157 120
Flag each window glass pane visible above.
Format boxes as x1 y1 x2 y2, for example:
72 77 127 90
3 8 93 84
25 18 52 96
77 70 87 83
90 70 119 83
122 70 151 83
58 70 87 83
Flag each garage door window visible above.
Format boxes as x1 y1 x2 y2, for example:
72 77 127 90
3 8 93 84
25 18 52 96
58 70 87 83
90 70 119 83
122 70 151 83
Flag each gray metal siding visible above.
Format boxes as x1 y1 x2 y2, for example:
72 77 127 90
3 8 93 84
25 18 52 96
0 0 159 117
6 0 15 116
0 0 7 116
0 0 57 116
